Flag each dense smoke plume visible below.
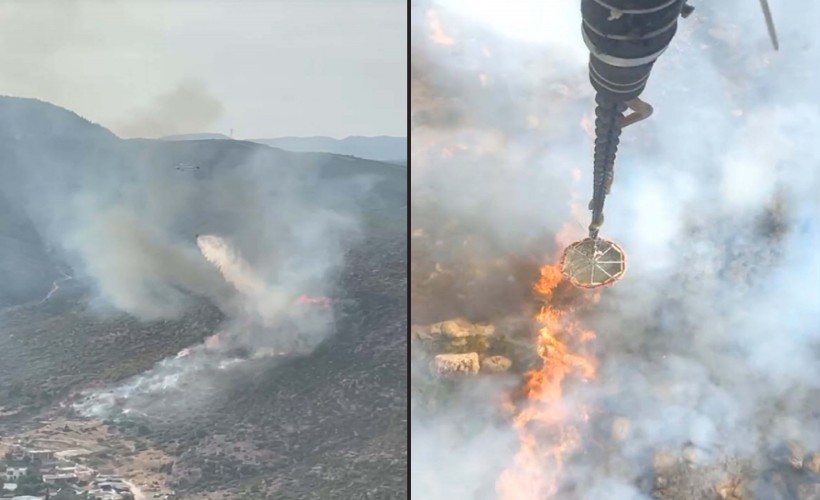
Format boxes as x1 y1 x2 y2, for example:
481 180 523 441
0 0 223 138
116 79 225 139
411 0 819 498
197 234 269 301
0 94 371 418
195 233 335 348
56 141 366 417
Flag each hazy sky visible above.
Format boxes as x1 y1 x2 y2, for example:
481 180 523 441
0 0 407 139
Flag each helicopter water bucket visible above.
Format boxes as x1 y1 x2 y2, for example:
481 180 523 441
560 237 626 288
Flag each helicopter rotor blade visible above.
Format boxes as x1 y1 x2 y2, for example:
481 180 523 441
759 0 779 51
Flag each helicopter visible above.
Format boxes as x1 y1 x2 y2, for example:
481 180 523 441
561 0 780 288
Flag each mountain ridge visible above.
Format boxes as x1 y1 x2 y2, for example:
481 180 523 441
160 132 407 162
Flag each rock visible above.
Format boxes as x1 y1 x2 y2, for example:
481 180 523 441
432 353 480 376
481 355 512 373
412 319 495 341
654 456 753 500
683 444 702 464
611 417 631 443
806 452 820 474
770 441 804 470
410 324 433 341
439 319 495 338
683 443 709 466
655 475 668 490
716 478 745 499
789 442 805 469
654 450 677 472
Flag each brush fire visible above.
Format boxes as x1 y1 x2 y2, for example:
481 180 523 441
496 262 597 500
412 2 820 498
412 231 820 498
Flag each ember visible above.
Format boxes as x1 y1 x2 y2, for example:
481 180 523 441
205 333 222 349
295 294 333 307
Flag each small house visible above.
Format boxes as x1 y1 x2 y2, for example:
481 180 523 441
42 473 75 485
23 450 56 465
4 466 28 481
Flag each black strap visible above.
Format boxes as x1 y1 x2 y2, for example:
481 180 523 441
589 94 627 239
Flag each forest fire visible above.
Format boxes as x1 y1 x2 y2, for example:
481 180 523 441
496 263 598 499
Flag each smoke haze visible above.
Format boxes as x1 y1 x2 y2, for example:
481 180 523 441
117 80 225 139
0 0 406 138
0 93 381 423
411 0 820 497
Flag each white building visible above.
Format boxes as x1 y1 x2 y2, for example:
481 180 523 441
23 450 55 464
4 467 27 481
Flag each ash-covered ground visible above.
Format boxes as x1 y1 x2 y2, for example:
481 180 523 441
411 1 820 499
0 96 406 499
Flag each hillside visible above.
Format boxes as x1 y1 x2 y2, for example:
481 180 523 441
250 135 407 162
0 96 407 498
160 133 233 141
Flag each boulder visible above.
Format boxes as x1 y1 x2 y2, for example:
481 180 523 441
716 478 746 499
481 355 512 374
432 353 480 376
412 319 495 341
806 452 820 474
769 441 804 470
654 450 677 473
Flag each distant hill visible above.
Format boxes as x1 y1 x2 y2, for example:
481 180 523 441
161 133 232 141
250 135 407 162
159 134 407 163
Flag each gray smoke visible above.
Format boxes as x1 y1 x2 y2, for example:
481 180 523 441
116 79 225 139
0 100 368 420
58 139 366 418
412 0 820 498
29 138 364 321
197 234 269 300
0 0 223 138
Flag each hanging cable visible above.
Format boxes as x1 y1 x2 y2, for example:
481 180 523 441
588 96 626 239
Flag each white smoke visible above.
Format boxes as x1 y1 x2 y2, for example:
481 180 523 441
412 0 820 498
197 234 268 301
68 159 363 420
196 233 299 326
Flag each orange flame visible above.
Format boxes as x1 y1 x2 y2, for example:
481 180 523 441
496 263 598 499
427 10 456 46
295 294 332 307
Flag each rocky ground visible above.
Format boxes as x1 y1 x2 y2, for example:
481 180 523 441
0 283 223 423
410 199 820 500
0 417 177 497
411 306 820 500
